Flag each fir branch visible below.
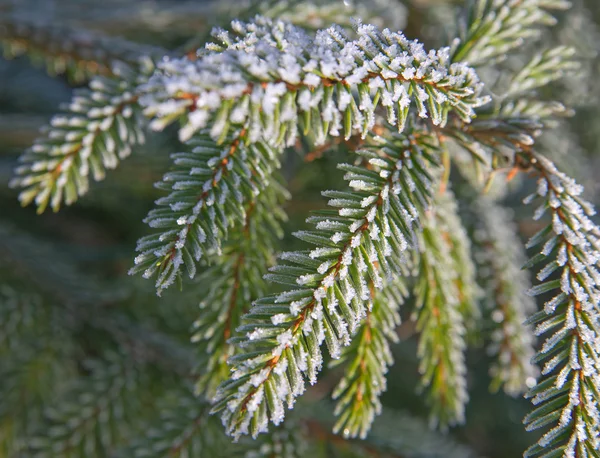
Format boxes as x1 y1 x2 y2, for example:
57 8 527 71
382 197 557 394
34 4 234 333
182 0 408 54
0 285 75 455
129 130 283 294
24 353 147 457
330 277 408 439
413 192 469 429
141 16 489 145
520 153 600 457
496 46 580 123
0 345 74 455
0 17 165 83
304 402 478 458
211 132 440 439
355 409 478 458
130 14 489 293
0 224 126 305
120 388 306 458
0 227 194 377
435 189 482 336
116 387 241 458
244 421 308 458
10 59 155 213
472 197 538 396
9 1 600 455
452 0 571 67
193 178 289 398
249 0 408 31
504 46 579 99
432 38 599 445
0 284 44 349
442 114 543 178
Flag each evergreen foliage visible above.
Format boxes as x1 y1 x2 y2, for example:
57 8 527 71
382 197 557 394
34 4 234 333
2 0 600 457
413 190 471 429
0 17 165 83
472 197 539 396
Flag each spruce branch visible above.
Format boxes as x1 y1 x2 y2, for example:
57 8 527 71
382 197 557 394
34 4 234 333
0 345 74 455
117 387 241 458
304 402 478 458
24 353 147 457
330 277 408 440
413 191 469 429
0 17 165 83
496 46 580 123
121 389 308 458
129 130 283 294
0 284 44 349
434 84 600 449
452 0 571 67
181 0 408 54
211 131 440 439
0 224 126 306
9 1 600 455
246 0 408 31
0 285 75 455
432 31 599 446
471 197 538 396
140 16 489 145
435 189 482 336
504 46 579 99
519 153 600 457
193 179 289 398
129 15 489 294
10 59 155 213
244 423 315 458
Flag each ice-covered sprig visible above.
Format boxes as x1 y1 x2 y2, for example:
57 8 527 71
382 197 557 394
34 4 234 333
330 277 408 440
499 46 579 122
522 153 600 457
181 0 408 66
0 17 165 82
25 353 142 456
256 0 408 31
10 58 155 213
117 388 228 458
129 130 282 294
472 197 538 396
452 0 571 67
193 180 289 398
140 16 489 146
211 132 440 439
413 194 469 429
504 46 578 99
434 190 481 336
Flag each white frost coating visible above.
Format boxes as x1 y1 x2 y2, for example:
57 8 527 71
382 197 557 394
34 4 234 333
271 314 289 325
215 134 429 440
13 60 152 216
132 132 282 295
474 197 537 398
523 155 600 454
203 18 493 440
140 16 489 147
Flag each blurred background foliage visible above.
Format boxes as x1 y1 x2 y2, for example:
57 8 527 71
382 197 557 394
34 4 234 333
0 0 599 457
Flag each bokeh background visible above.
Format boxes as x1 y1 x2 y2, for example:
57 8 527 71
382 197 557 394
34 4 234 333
1 1 599 457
